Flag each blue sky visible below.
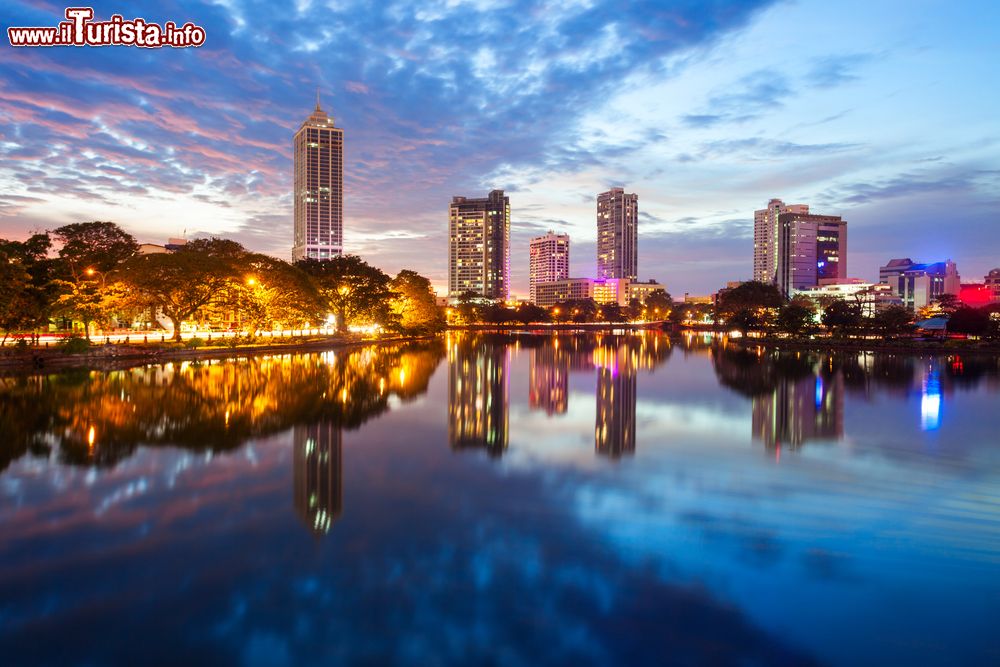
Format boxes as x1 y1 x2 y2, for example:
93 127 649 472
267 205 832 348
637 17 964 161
1 0 998 296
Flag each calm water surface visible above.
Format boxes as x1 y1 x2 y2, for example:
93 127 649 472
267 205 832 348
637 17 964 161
1 332 998 666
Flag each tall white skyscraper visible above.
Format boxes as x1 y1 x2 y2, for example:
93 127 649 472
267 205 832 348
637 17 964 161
292 98 343 262
529 231 570 303
753 198 809 283
597 188 638 280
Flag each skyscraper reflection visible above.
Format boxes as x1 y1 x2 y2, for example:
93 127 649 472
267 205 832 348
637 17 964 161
593 337 637 458
751 371 844 450
293 421 343 535
448 335 510 457
529 339 569 416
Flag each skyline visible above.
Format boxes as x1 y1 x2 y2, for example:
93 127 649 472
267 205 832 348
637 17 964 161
1 1 998 297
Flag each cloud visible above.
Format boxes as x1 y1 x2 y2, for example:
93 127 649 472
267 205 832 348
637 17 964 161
806 53 874 88
682 69 792 127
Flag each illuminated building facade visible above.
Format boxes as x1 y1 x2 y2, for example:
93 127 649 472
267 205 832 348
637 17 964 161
775 211 848 295
879 258 961 311
293 421 343 535
796 280 902 315
597 187 638 280
292 99 344 262
753 199 809 283
448 190 510 299
529 231 570 304
987 268 1000 303
533 278 594 307
448 336 509 456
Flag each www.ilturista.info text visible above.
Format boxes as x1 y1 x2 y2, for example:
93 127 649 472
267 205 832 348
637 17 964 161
7 7 206 48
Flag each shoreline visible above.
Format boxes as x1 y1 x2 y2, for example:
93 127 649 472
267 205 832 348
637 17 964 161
719 333 1000 356
0 333 438 374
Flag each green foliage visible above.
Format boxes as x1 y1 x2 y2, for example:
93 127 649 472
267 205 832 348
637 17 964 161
390 269 445 333
297 255 395 333
0 234 56 337
643 290 673 319
58 336 91 354
715 281 784 331
119 238 244 341
185 337 206 349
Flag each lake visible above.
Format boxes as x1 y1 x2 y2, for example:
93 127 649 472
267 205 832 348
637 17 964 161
1 332 998 666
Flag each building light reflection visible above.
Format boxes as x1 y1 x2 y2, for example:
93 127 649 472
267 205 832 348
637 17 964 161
921 368 942 431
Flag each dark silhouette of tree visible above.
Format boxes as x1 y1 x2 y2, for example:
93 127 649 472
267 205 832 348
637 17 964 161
947 306 991 336
822 299 862 336
776 300 816 336
51 221 138 281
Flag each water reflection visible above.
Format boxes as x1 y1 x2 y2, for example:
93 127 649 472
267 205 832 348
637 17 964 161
447 334 510 456
0 339 445 473
449 333 671 459
293 421 343 535
2 333 1000 666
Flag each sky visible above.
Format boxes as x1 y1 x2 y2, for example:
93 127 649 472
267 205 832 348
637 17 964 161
1 0 998 297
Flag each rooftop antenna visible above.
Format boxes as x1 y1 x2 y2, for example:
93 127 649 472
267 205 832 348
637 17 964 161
315 86 321 111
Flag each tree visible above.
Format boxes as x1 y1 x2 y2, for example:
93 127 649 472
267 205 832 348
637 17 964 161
947 306 991 337
297 255 394 334
644 290 673 320
599 302 624 322
119 238 244 341
822 299 863 336
0 259 32 344
454 291 485 324
51 222 138 280
776 301 816 336
871 305 914 337
51 279 127 341
389 270 445 333
933 293 961 315
514 302 548 325
240 255 324 333
0 234 58 339
715 281 784 331
569 299 598 323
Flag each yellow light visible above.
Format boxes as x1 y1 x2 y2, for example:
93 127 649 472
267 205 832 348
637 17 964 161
87 426 96 453
246 277 257 286
86 268 95 276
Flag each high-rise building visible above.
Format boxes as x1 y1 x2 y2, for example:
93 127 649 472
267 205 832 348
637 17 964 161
292 98 344 262
753 199 809 283
775 211 847 295
293 421 343 535
448 190 510 299
597 187 638 280
529 231 570 303
879 258 961 311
